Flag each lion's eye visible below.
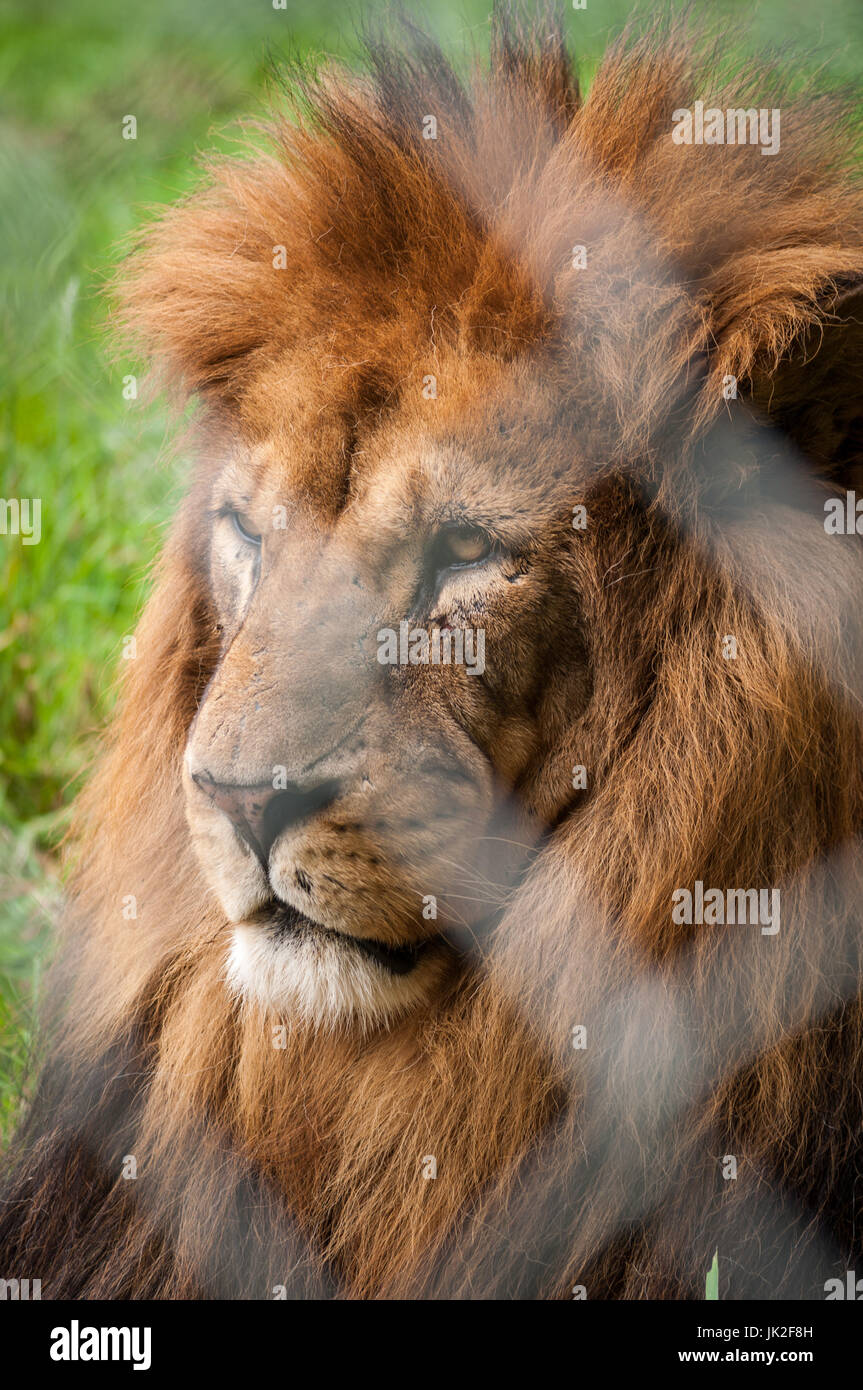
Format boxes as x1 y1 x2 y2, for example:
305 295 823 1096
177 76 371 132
434 526 493 570
230 510 261 547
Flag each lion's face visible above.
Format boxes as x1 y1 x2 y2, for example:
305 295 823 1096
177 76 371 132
184 354 594 1027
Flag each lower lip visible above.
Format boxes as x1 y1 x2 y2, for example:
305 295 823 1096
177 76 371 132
264 903 429 976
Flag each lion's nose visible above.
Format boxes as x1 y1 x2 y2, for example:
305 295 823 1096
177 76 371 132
190 771 341 864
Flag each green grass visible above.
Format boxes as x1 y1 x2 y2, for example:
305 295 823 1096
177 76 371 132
0 825 57 1137
1 0 861 1145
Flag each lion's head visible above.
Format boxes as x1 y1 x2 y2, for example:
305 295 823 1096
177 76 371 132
182 351 600 1027
4 12 863 1300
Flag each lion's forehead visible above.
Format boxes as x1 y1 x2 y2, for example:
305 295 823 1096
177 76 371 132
225 358 590 543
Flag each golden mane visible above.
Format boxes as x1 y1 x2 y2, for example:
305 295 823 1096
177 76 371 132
2 10 863 1298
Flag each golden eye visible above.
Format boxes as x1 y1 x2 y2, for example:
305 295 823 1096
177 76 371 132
437 526 492 568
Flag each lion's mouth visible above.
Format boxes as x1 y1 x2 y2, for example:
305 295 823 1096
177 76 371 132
256 902 430 976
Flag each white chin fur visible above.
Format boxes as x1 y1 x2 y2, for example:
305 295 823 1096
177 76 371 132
226 923 441 1031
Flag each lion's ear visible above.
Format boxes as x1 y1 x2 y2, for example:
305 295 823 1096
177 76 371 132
712 273 863 489
746 278 863 489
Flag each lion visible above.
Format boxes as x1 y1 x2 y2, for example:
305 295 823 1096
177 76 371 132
2 10 863 1300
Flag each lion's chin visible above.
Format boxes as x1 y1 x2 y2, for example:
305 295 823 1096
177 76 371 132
225 908 446 1031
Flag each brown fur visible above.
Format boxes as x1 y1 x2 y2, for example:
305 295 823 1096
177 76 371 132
3 10 863 1298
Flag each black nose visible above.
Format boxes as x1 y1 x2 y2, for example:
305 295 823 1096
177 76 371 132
191 771 341 865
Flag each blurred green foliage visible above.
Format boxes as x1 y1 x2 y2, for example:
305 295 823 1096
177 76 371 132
0 0 861 1140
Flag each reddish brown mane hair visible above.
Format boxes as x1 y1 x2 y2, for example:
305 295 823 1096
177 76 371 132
2 10 863 1298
